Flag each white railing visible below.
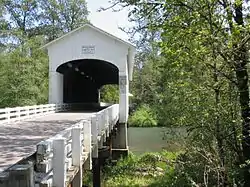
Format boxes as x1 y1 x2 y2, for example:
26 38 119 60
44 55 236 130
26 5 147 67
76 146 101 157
0 103 69 124
36 104 119 187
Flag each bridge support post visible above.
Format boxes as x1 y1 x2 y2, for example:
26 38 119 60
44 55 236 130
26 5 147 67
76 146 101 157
92 157 101 187
111 123 128 160
49 71 63 104
111 72 129 159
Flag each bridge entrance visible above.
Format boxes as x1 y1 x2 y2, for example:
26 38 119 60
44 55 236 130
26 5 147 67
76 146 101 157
43 24 135 153
56 59 119 104
43 24 135 124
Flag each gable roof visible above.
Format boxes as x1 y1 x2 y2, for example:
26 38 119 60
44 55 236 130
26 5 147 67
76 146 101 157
42 23 136 49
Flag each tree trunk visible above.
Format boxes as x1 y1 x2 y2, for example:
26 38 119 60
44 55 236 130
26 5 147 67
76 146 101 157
233 2 250 186
235 50 250 187
213 60 228 186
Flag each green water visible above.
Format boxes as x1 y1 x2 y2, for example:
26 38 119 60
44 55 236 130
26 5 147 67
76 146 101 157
128 127 186 155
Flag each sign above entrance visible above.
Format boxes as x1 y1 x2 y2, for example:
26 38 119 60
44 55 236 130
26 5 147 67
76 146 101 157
82 45 95 54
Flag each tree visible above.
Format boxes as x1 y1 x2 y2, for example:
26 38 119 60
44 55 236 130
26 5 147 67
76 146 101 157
1 0 89 43
100 84 119 104
2 0 38 39
0 37 48 107
0 0 89 107
106 0 250 185
38 0 89 41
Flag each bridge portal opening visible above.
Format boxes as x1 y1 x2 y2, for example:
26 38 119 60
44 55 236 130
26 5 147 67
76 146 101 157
56 59 119 104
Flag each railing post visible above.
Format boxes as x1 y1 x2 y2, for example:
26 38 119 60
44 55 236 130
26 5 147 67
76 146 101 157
0 172 9 187
53 137 66 187
83 120 92 170
91 114 100 187
33 105 37 115
71 126 82 187
36 138 54 173
58 103 61 112
105 109 109 137
67 103 70 111
108 107 113 133
97 112 104 149
38 105 43 116
72 127 81 166
42 105 45 115
91 114 98 147
46 105 49 113
5 108 10 123
111 106 116 127
8 162 34 187
97 113 102 136
55 104 59 113
16 107 20 121
101 111 106 141
26 107 30 118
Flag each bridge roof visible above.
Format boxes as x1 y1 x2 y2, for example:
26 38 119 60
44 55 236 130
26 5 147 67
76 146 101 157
42 23 136 50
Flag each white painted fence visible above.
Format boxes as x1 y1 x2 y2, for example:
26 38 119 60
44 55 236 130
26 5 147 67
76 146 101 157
36 104 119 187
0 103 69 124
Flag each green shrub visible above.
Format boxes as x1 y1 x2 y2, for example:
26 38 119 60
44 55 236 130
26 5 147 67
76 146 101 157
102 151 189 187
100 84 119 103
104 153 138 176
128 104 158 127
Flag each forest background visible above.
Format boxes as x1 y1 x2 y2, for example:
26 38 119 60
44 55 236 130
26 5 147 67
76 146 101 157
2 0 250 186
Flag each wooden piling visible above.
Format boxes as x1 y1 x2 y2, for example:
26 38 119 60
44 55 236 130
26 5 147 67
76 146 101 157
92 158 100 187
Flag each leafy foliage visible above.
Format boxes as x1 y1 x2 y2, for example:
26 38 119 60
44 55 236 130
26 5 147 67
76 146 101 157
2 0 250 186
100 84 119 104
103 0 250 186
0 0 89 107
38 0 89 41
128 104 157 127
101 151 184 187
0 37 48 107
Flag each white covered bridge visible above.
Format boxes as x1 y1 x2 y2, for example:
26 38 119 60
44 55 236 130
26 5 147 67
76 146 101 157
0 24 135 187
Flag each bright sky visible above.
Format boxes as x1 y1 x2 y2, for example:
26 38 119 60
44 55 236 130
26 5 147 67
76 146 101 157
86 0 133 41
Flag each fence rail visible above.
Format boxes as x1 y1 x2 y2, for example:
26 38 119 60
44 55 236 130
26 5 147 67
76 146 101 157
0 103 119 187
0 103 69 124
36 104 119 186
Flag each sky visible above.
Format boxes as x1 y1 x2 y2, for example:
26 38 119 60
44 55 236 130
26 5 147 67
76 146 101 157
86 0 133 41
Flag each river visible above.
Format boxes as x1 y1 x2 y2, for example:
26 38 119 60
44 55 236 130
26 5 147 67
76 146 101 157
128 127 186 155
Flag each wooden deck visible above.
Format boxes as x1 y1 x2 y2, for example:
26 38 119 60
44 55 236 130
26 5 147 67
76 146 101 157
0 112 94 172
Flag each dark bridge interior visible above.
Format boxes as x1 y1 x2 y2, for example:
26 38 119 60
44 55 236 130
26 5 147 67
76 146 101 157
56 59 119 105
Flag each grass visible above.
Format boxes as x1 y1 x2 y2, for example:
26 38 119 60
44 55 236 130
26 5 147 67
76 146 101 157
103 151 180 187
83 151 182 187
103 175 155 187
